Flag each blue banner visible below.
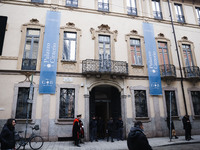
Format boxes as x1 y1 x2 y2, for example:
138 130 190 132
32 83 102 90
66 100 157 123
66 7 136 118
39 11 61 94
143 23 162 95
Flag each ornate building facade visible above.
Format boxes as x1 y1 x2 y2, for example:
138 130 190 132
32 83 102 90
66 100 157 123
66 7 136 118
0 0 200 141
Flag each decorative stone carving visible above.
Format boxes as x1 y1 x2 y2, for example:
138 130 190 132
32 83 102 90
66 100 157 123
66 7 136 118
130 30 138 35
158 33 165 37
181 36 188 40
30 18 39 24
90 24 118 41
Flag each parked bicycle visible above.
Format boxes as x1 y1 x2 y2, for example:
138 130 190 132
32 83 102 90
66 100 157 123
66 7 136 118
15 125 44 150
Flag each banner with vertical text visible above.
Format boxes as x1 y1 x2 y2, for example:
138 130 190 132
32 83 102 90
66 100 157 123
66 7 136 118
143 22 162 95
39 11 61 94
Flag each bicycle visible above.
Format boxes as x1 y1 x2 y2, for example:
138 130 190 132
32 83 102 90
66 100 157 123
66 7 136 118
15 125 44 150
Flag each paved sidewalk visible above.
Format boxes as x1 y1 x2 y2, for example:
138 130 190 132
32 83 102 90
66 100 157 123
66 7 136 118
19 135 200 150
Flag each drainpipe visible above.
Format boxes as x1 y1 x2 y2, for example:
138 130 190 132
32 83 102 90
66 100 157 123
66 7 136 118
167 0 188 115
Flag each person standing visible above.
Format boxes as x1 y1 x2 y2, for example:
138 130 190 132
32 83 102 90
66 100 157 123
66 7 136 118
127 121 152 150
107 117 114 142
182 115 192 141
166 116 178 139
90 116 98 142
79 119 84 144
97 117 104 139
0 118 16 150
116 116 124 141
72 114 82 147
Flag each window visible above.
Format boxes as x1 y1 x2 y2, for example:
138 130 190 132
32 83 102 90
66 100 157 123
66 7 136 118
59 88 75 118
31 0 44 3
127 0 137 15
191 91 200 116
158 42 170 65
66 0 78 7
165 91 178 116
22 29 40 70
135 90 148 117
15 87 33 119
174 3 185 23
196 7 200 25
98 35 111 71
182 44 194 67
62 32 77 61
0 16 7 56
152 0 162 19
98 0 109 12
130 38 142 65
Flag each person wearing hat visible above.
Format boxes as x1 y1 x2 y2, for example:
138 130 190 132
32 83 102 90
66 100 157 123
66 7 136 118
72 114 82 147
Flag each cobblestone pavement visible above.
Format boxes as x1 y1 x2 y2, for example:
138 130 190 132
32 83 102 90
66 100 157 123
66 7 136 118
17 135 200 150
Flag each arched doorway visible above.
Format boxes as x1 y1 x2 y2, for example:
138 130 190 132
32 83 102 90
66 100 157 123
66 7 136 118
89 85 121 139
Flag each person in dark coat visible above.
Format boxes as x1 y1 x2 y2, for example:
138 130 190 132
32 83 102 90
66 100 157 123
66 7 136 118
107 117 114 142
127 121 152 150
116 116 124 141
167 116 178 139
182 115 192 141
72 114 81 147
90 116 98 142
0 118 16 150
97 117 104 139
79 120 84 144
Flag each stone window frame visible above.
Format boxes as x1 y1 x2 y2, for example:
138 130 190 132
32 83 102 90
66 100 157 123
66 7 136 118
95 0 112 13
90 24 118 60
130 86 151 122
193 6 200 25
124 0 139 16
55 83 80 124
58 22 81 72
12 82 38 123
178 36 197 68
125 30 147 72
155 33 173 66
149 0 164 20
17 19 44 71
162 86 181 119
172 2 186 23
188 87 200 119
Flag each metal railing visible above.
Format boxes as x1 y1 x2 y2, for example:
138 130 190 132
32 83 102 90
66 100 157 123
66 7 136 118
159 64 176 78
21 59 37 70
183 66 200 78
127 7 137 16
98 2 109 12
82 59 128 76
153 11 163 20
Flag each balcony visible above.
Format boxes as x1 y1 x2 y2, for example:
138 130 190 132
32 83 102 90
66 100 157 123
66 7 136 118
159 64 176 80
153 11 163 20
98 2 109 12
21 59 37 70
183 66 200 80
127 7 137 16
82 59 128 77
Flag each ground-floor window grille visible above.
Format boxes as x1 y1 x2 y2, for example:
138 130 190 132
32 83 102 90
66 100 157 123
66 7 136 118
191 91 200 116
134 90 148 117
59 88 75 118
165 91 178 116
15 87 33 119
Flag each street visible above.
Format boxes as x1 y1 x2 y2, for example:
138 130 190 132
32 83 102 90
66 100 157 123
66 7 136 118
153 143 200 150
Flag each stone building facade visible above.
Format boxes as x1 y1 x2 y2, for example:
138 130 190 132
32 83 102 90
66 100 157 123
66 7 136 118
0 0 200 141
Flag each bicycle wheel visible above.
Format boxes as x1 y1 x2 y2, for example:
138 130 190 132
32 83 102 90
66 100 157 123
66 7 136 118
15 139 22 150
29 135 44 150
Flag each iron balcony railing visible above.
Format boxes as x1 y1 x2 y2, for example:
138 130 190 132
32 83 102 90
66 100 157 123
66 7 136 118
127 7 137 16
183 66 200 79
153 11 163 20
82 59 128 76
159 64 176 78
98 2 109 12
21 59 37 70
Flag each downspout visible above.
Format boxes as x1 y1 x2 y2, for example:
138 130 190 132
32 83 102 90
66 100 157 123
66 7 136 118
167 0 188 115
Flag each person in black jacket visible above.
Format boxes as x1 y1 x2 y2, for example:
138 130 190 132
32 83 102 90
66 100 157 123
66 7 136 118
127 121 152 150
182 115 192 141
116 116 124 141
90 116 98 142
0 118 16 150
72 114 82 147
107 117 114 142
167 116 178 139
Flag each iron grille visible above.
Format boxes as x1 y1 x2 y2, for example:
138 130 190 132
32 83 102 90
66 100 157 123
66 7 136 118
82 59 128 76
183 66 200 78
21 59 37 70
159 64 176 78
